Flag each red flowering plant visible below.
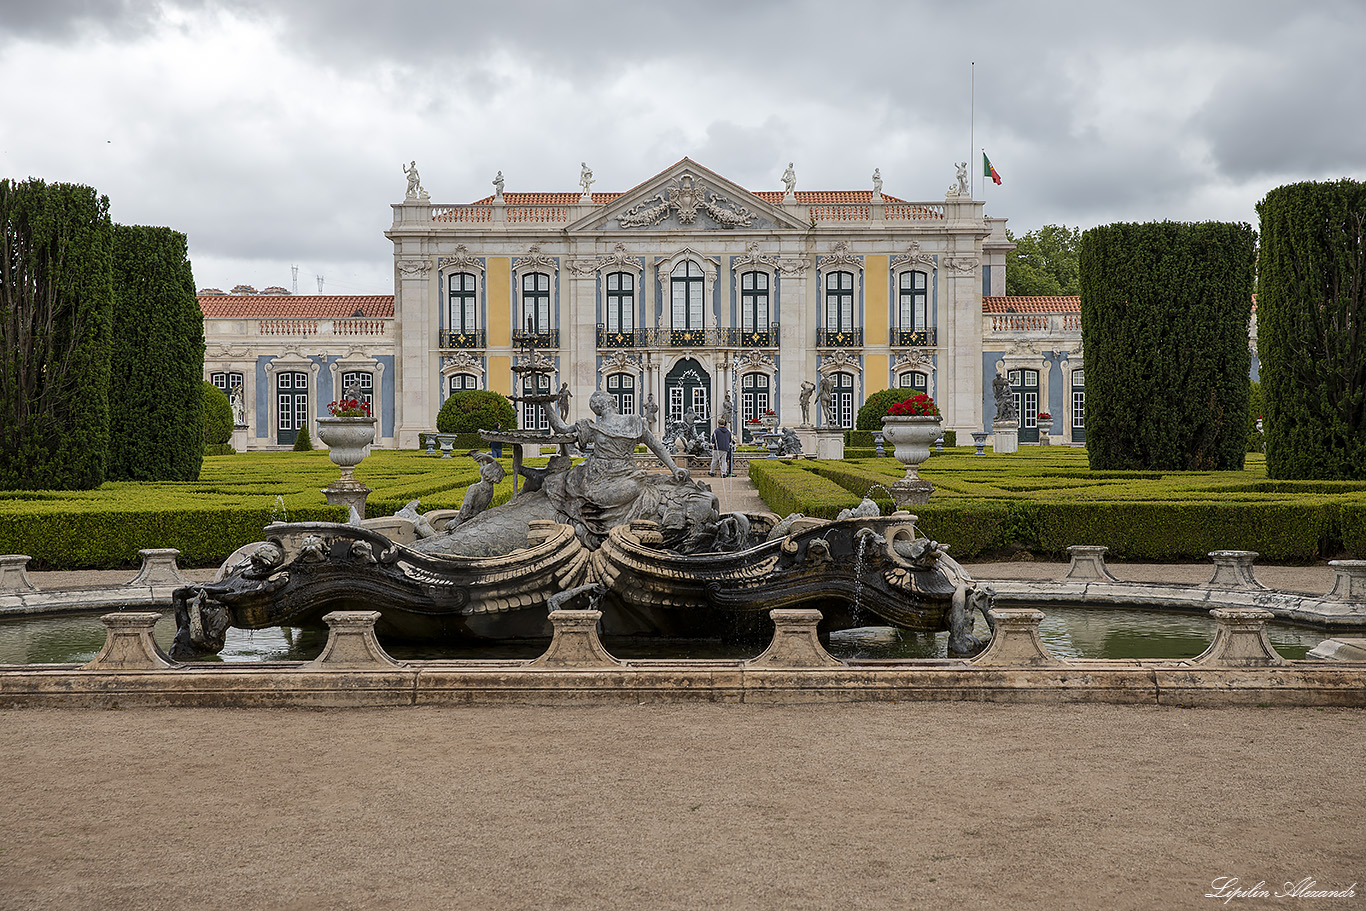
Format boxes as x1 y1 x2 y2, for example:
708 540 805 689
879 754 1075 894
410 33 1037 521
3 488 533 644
884 392 940 418
327 397 372 418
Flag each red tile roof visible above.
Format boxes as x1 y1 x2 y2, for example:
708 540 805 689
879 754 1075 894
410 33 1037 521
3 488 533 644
469 192 623 205
199 294 394 319
983 296 1081 313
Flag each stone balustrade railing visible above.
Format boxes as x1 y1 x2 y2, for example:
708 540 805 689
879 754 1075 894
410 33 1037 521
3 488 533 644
255 318 389 337
985 313 1082 335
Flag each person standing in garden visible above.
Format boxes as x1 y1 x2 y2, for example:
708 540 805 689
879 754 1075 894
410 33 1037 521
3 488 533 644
709 417 734 477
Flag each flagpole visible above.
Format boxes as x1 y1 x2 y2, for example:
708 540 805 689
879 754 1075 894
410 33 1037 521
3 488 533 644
970 62 975 199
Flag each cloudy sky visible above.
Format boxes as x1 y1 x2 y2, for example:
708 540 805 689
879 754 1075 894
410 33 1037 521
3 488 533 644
3 0 1362 295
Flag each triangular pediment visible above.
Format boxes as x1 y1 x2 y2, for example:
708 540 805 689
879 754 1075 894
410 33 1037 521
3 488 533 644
567 158 808 233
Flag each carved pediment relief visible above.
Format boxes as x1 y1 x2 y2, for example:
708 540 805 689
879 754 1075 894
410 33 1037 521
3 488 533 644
569 158 807 233
439 244 485 275
891 241 936 270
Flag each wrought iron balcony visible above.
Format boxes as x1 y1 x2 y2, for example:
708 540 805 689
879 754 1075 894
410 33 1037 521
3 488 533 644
512 330 559 349
816 328 863 348
890 328 937 347
596 326 781 349
439 329 486 349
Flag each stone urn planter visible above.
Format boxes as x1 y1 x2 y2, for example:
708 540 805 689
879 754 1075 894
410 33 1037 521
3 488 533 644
317 416 377 512
880 415 943 506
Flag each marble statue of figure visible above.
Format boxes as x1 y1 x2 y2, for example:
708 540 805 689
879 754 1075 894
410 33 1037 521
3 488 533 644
492 171 504 201
776 427 803 457
457 452 506 525
643 393 659 430
782 162 796 196
872 168 882 197
547 390 719 550
403 160 427 200
557 382 572 420
721 392 734 426
955 161 969 197
817 374 836 423
579 162 594 195
798 380 816 425
992 372 1017 423
229 383 246 427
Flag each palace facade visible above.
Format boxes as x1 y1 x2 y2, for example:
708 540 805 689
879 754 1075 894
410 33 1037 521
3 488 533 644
202 158 1091 450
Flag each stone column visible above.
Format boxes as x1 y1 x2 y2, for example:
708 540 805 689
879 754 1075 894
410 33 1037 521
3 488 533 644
569 260 599 415
394 253 433 449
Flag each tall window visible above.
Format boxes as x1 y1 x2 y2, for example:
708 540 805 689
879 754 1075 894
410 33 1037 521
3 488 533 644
1072 368 1086 443
740 271 769 333
825 271 854 332
831 371 855 429
522 272 551 335
741 373 770 430
275 371 308 445
898 371 929 393
448 373 479 396
522 374 550 430
449 272 477 334
671 261 704 329
340 371 373 411
606 373 635 416
1009 368 1040 443
898 271 927 330
606 272 634 334
210 371 243 394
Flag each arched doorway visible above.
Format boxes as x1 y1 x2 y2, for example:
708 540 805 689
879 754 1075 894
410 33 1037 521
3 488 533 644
665 357 710 437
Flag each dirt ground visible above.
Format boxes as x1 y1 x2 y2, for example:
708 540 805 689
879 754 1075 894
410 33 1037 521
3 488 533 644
1 703 1361 911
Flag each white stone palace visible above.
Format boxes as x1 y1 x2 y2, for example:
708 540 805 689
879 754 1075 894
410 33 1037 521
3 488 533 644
202 158 1093 450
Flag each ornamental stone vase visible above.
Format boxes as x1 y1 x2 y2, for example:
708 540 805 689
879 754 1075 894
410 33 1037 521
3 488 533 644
317 417 377 512
880 415 942 506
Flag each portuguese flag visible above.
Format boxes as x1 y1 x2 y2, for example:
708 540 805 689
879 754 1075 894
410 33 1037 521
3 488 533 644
983 152 1002 185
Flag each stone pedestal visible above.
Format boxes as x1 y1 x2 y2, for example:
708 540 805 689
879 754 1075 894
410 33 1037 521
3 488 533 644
1327 560 1366 602
82 613 176 671
0 555 37 593
529 609 623 668
1194 608 1284 667
814 427 845 460
322 484 372 517
126 548 191 587
309 611 401 669
231 426 249 452
1206 551 1264 591
991 420 1018 454
970 609 1059 667
1065 545 1118 582
746 609 843 668
794 427 818 456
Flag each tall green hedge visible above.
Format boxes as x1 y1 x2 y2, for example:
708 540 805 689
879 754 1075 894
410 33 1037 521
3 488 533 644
1257 179 1366 479
0 179 114 489
1079 221 1254 471
202 381 233 446
107 225 205 481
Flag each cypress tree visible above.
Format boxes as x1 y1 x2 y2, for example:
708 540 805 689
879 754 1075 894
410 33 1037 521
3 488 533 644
1257 179 1366 480
0 179 114 489
1079 221 1255 471
107 225 205 481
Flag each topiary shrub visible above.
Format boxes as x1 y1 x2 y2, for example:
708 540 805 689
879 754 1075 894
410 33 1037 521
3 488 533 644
292 424 313 451
437 390 516 434
856 388 911 430
202 382 233 446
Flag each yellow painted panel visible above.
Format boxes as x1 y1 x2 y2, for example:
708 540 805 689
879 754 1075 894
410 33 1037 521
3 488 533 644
864 354 889 394
864 255 888 343
488 257 510 347
487 356 512 395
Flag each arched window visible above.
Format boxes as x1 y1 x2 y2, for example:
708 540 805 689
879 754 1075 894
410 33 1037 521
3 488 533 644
449 272 478 335
521 272 551 335
825 271 854 333
606 373 635 416
740 271 770 338
448 373 479 396
898 271 927 331
521 373 550 430
671 261 704 329
740 372 770 438
606 272 634 335
897 371 928 393
831 371 855 429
